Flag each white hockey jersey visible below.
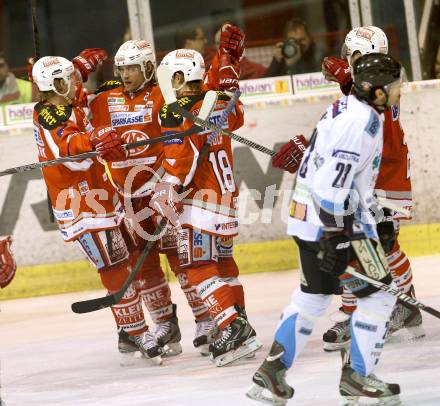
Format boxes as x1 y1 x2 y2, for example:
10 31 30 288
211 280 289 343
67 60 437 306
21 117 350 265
287 95 384 241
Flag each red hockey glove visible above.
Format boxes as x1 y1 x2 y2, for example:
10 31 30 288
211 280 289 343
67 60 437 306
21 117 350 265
0 236 17 289
219 23 245 60
322 56 352 88
272 135 308 174
90 126 126 161
72 48 108 82
218 53 241 92
149 182 186 227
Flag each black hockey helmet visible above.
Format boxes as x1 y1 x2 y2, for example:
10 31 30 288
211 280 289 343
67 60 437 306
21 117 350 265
352 53 402 104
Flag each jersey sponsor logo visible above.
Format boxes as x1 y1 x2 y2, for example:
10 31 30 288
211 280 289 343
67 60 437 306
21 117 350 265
38 104 71 129
366 112 380 137
33 123 44 147
52 208 75 220
108 105 129 112
192 232 211 261
214 220 239 231
354 320 378 332
331 97 347 118
391 104 399 121
120 129 150 156
111 111 152 127
372 154 381 170
331 149 360 163
107 97 125 105
78 181 90 196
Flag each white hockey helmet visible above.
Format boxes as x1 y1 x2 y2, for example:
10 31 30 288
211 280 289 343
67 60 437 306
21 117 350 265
32 56 75 93
114 40 155 81
160 49 205 86
343 26 388 64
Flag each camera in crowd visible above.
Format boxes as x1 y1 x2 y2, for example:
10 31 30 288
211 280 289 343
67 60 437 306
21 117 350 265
282 38 301 58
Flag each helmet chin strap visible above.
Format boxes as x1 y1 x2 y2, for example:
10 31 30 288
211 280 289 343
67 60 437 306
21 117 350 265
53 79 73 103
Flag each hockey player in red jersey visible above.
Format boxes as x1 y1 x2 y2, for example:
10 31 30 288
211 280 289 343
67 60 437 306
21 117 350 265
152 49 262 366
0 236 17 289
31 56 164 365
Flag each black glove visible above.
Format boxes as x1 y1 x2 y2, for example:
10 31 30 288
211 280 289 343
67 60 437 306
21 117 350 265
318 231 353 276
377 217 395 254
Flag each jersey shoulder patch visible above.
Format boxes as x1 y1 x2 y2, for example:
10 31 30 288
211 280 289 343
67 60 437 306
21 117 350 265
95 80 122 95
331 96 348 118
35 102 72 130
159 94 204 128
365 110 380 137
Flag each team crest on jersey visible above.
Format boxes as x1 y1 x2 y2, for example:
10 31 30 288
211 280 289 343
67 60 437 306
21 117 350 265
366 112 380 137
391 104 399 121
121 130 150 156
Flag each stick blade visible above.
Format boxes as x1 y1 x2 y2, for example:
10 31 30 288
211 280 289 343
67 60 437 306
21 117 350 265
71 293 116 314
198 90 218 120
157 64 177 105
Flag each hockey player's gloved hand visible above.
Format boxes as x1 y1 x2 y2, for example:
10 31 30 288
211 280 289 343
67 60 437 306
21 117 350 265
0 236 17 289
322 57 353 95
318 231 353 276
90 126 126 161
72 48 108 82
377 209 396 254
272 135 308 174
219 23 245 60
149 182 186 227
218 53 241 92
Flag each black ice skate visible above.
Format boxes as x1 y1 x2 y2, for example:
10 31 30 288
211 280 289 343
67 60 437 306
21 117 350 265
154 304 182 356
323 318 351 352
246 341 294 406
386 290 425 341
118 328 138 353
209 316 262 367
193 318 219 356
133 330 163 366
339 365 401 406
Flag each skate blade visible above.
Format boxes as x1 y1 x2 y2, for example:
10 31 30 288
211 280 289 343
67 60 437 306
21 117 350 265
246 384 288 406
341 395 401 406
143 352 163 366
323 340 351 352
198 344 210 356
212 336 263 367
119 351 139 367
162 342 183 357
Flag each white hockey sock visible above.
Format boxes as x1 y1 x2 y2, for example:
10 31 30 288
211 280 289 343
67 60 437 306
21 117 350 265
274 289 332 368
350 287 396 376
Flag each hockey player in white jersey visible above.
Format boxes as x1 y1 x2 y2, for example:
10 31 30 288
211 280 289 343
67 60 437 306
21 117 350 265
247 53 404 406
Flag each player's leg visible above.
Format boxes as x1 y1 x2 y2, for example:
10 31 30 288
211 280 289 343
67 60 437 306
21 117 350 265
179 228 261 366
76 228 163 365
247 238 335 405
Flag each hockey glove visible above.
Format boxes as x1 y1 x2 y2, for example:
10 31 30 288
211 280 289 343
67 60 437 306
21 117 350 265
272 135 308 174
219 23 245 60
0 236 17 289
149 182 186 227
377 209 396 254
322 56 353 96
318 231 354 276
90 126 126 161
72 48 108 82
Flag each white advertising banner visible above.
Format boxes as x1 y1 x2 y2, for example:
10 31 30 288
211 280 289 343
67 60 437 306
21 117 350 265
292 71 340 94
4 103 35 126
239 75 292 98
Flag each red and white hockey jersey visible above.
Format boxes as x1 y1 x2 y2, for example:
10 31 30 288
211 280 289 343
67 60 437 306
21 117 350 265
33 102 121 241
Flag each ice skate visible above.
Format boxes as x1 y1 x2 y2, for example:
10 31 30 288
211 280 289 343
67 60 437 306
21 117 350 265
323 318 351 352
118 328 141 366
209 316 262 367
246 341 294 406
386 300 425 341
154 304 182 357
193 318 219 356
133 330 163 365
339 365 401 405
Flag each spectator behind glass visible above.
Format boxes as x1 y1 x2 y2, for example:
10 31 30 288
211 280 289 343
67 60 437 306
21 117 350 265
174 24 208 55
265 18 324 77
0 52 33 105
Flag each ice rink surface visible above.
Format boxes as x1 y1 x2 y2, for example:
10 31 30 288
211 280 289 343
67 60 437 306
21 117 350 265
1 255 439 406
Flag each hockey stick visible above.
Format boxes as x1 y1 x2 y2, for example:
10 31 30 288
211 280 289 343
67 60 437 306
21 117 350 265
0 125 206 177
157 65 275 157
71 89 236 314
348 237 440 319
